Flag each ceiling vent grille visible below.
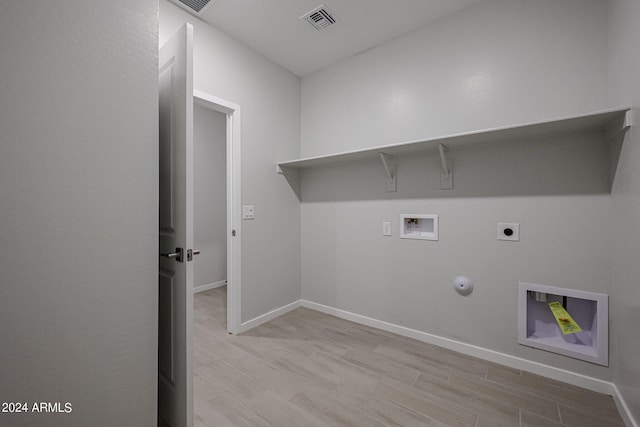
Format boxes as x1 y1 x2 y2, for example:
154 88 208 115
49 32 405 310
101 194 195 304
168 0 216 16
300 5 338 31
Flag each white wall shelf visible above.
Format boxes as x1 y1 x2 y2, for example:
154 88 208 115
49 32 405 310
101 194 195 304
277 108 631 183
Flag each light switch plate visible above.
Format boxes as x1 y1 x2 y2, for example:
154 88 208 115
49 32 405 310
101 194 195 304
243 205 255 220
382 221 392 236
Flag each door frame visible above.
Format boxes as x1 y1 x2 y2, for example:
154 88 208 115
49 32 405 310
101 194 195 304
193 89 242 334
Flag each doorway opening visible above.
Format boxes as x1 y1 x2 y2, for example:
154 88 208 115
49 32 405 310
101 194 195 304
193 90 241 334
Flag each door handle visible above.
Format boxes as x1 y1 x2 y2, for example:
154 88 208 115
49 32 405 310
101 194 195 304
160 248 184 262
186 249 200 262
161 252 180 259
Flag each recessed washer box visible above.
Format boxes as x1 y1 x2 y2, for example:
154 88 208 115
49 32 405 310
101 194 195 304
518 282 608 366
400 214 438 241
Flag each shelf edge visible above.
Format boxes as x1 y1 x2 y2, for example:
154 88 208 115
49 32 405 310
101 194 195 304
277 106 631 169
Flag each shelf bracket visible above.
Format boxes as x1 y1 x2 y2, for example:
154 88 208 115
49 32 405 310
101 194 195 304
438 144 449 176
277 163 299 176
379 152 397 192
438 143 453 190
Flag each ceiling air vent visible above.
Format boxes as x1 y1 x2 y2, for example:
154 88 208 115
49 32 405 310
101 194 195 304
300 5 338 31
168 0 216 16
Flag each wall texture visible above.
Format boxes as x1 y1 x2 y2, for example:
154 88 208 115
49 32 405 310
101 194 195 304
194 105 227 288
302 0 608 157
300 0 614 380
608 0 640 421
160 0 301 322
0 1 158 425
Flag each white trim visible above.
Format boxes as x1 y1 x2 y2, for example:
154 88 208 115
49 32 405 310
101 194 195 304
300 300 615 394
239 300 302 333
611 383 639 427
194 91 238 114
193 280 226 293
193 90 242 335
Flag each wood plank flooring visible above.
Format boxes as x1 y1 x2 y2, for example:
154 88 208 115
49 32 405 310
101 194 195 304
194 287 625 427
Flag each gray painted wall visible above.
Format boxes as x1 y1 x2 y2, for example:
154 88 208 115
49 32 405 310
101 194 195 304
0 1 158 426
194 105 227 288
608 0 640 420
160 1 301 322
300 0 613 380
301 0 608 157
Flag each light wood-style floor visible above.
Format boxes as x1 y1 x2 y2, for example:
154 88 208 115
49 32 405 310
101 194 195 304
194 287 625 427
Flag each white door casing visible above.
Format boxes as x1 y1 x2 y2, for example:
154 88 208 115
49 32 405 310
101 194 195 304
158 23 194 427
193 90 242 335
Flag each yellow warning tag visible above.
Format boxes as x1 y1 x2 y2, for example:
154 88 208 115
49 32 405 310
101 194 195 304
548 301 582 335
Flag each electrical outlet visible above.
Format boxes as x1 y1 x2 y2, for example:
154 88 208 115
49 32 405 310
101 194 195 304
382 221 392 236
498 223 519 241
242 205 255 220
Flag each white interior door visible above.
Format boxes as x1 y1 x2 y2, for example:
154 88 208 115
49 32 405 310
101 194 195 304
158 23 194 427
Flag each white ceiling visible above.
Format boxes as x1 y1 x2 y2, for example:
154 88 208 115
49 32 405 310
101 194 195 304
199 0 484 76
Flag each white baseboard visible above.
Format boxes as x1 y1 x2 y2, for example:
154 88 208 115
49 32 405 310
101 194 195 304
194 280 227 293
300 300 616 394
239 300 302 333
611 383 639 427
